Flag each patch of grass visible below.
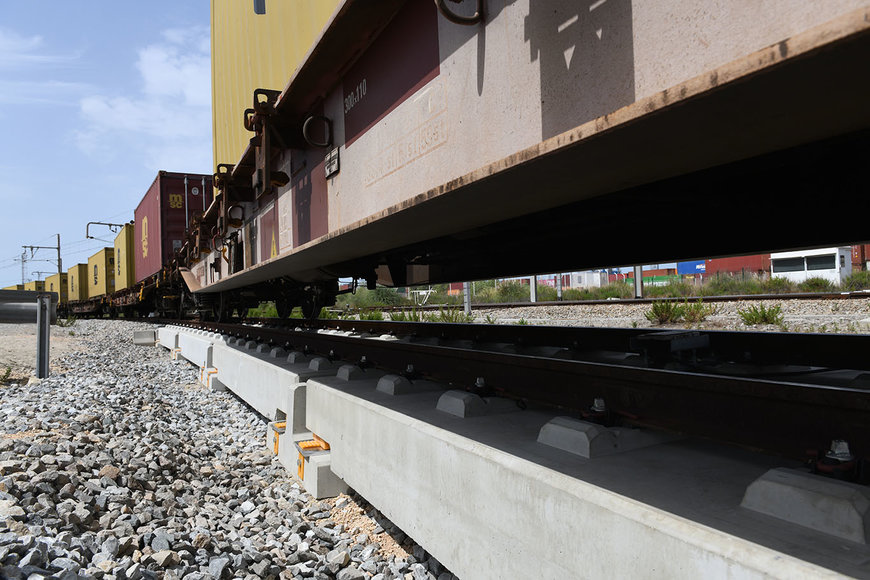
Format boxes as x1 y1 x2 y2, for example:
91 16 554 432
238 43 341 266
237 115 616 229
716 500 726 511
682 299 717 324
798 277 835 293
842 270 870 291
247 302 278 318
336 287 412 309
358 309 385 321
1 367 11 384
700 276 763 296
645 281 696 298
515 318 529 325
390 309 424 322
738 303 784 326
484 314 497 324
424 307 474 323
644 301 685 324
535 285 558 302
56 316 76 328
318 308 339 320
760 277 795 294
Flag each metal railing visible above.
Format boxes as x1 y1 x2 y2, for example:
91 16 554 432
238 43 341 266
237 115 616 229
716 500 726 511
0 290 58 378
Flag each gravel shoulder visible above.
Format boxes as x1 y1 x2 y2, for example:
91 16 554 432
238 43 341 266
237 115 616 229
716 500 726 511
0 320 452 580
473 297 870 332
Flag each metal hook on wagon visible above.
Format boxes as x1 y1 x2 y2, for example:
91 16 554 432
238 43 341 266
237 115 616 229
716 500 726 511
434 0 484 25
302 115 333 148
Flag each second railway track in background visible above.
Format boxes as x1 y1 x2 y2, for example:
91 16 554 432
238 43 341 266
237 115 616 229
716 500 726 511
170 318 870 473
366 289 870 312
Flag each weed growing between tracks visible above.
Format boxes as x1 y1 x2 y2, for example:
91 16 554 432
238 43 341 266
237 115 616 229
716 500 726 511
645 300 716 325
738 303 784 326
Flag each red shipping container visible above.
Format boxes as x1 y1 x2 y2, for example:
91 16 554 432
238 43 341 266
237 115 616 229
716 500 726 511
705 255 770 275
134 171 214 282
852 244 870 270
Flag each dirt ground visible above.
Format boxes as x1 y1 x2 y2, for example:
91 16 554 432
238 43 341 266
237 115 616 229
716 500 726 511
0 322 81 383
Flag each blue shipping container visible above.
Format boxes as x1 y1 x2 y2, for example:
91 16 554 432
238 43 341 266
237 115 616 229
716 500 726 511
677 260 707 275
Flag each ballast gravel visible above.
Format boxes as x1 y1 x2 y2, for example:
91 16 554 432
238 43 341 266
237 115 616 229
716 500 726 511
0 320 454 580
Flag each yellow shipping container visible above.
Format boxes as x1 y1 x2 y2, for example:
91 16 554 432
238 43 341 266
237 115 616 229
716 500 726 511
211 0 339 168
45 273 68 304
88 248 115 298
24 281 45 292
2 284 23 290
114 224 135 291
68 264 88 301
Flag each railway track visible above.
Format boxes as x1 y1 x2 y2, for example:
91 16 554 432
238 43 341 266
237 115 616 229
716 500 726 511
171 318 870 472
363 289 870 311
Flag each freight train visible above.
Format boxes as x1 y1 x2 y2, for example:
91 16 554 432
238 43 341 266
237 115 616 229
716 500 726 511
58 171 215 319
56 1 870 320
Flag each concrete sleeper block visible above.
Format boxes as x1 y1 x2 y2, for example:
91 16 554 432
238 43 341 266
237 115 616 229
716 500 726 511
308 357 334 372
287 351 309 364
742 468 870 544
537 417 617 458
436 390 488 418
337 365 366 381
133 330 156 346
537 417 681 458
377 374 444 396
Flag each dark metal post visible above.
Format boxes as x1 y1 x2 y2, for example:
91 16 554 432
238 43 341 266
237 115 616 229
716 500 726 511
36 294 50 378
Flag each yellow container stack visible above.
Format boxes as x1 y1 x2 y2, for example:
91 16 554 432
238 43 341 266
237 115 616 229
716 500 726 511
114 224 135 291
45 273 68 304
87 248 115 299
68 264 88 301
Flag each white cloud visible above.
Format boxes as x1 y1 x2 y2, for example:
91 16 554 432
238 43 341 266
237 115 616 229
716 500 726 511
0 27 81 69
75 25 212 173
0 80 92 106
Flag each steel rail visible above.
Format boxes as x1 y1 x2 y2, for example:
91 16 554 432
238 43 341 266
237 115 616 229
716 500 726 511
176 319 870 461
347 289 870 312
240 319 870 373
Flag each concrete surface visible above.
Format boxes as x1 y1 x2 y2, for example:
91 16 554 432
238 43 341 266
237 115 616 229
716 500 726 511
158 325 870 579
742 467 870 544
164 326 347 500
305 371 870 579
132 329 156 346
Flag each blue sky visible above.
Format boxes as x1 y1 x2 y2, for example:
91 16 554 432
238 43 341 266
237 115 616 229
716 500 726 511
0 1 212 287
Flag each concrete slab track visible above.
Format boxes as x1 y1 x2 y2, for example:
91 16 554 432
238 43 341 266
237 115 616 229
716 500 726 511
154 325 870 579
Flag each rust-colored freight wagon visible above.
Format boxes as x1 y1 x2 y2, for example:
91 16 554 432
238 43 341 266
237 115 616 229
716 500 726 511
68 264 88 301
45 273 68 304
87 248 115 298
134 171 214 282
